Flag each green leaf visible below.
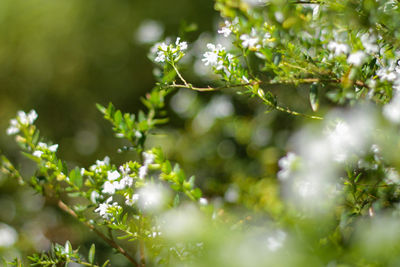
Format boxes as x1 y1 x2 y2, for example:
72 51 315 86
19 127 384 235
69 168 83 188
96 103 106 114
114 110 122 126
309 83 319 112
102 260 110 267
88 244 95 264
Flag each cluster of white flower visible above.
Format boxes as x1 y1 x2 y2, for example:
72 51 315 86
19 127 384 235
152 37 188 63
217 18 239 38
327 41 350 57
90 156 110 174
347 51 367 67
202 43 227 70
125 183 166 211
360 32 380 54
102 167 134 195
95 196 122 220
138 151 155 179
32 142 59 158
240 28 261 51
6 110 38 135
383 93 400 123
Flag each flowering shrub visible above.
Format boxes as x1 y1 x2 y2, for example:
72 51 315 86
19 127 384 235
3 0 400 266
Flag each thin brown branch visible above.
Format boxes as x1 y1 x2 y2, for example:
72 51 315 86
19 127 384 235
57 200 139 267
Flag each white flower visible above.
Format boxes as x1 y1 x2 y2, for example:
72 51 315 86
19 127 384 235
102 181 116 195
327 41 350 56
277 152 299 181
347 51 367 66
202 43 225 70
6 110 38 135
0 223 18 248
137 184 166 211
267 230 286 252
33 150 44 158
95 197 120 220
175 37 188 51
218 20 232 37
240 28 261 50
152 37 187 63
90 191 100 203
6 119 19 135
49 144 58 152
383 93 400 123
143 152 155 165
360 33 379 54
107 170 120 181
125 193 139 206
135 20 164 44
138 165 148 179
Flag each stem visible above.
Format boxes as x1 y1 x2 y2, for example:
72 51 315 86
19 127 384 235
57 200 139 267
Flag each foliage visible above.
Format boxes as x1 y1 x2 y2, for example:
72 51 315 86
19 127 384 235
3 0 400 266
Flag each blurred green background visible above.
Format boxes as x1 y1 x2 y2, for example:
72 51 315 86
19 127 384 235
0 0 307 264
0 0 218 263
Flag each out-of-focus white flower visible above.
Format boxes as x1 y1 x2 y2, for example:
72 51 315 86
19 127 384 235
137 184 167 212
90 191 100 203
0 223 18 247
107 170 120 181
33 151 44 158
240 28 261 50
327 41 350 56
360 32 379 54
102 181 116 195
383 93 400 123
347 51 367 66
135 20 164 44
277 152 299 181
125 193 139 206
266 230 286 252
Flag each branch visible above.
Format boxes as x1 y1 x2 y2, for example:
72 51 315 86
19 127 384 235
57 200 139 267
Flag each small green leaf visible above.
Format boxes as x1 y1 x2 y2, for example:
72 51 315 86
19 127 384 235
69 168 83 188
114 110 122 126
102 259 110 267
88 244 95 264
309 83 320 112
96 103 106 114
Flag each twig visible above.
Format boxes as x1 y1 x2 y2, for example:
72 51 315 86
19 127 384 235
57 200 139 267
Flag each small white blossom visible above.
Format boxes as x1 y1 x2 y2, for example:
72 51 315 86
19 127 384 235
240 28 261 50
102 181 116 195
267 230 286 252
327 41 350 56
33 150 44 158
277 152 299 181
107 170 121 181
95 197 121 220
6 110 38 135
49 144 58 152
360 32 379 54
347 51 367 66
6 119 19 135
125 193 139 206
218 20 232 37
152 37 187 63
383 93 400 123
202 43 225 70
